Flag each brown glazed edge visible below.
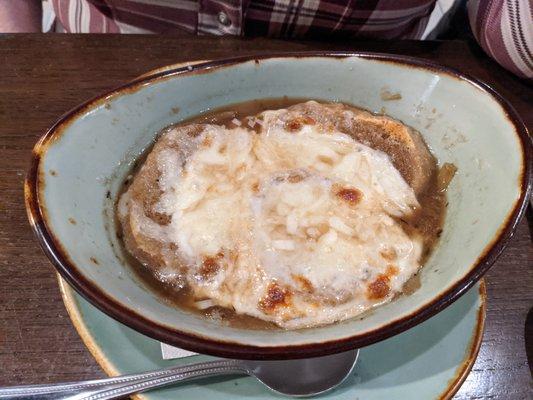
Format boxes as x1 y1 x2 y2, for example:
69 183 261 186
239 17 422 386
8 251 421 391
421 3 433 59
438 281 486 400
25 52 532 360
58 275 487 398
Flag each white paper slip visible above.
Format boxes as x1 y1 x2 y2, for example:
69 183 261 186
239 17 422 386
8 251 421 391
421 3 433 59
160 342 198 360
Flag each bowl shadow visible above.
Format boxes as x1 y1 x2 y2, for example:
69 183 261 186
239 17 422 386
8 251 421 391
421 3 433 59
337 285 479 392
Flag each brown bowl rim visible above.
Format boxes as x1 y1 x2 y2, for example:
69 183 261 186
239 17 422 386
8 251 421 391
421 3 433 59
25 51 532 360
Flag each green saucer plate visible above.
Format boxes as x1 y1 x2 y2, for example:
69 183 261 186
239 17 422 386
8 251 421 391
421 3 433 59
58 277 485 400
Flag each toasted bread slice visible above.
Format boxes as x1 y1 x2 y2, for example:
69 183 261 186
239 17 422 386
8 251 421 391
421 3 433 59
118 101 435 289
117 124 206 282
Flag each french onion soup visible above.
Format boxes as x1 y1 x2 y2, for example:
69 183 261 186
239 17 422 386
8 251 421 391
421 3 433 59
117 100 454 330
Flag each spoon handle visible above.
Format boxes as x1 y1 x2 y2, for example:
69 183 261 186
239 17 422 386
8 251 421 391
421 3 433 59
0 359 246 400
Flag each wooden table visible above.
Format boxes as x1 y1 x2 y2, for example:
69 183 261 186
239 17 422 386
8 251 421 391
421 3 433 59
0 34 531 399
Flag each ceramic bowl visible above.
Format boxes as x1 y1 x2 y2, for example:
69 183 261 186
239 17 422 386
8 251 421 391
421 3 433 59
25 53 531 359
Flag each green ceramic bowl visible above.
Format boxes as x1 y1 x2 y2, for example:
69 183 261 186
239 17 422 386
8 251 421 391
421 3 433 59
25 53 531 359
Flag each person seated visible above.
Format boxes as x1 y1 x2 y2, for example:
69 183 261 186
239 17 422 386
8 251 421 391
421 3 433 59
0 0 531 79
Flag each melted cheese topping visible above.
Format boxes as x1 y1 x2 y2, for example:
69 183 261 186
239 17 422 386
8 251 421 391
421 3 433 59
121 107 423 329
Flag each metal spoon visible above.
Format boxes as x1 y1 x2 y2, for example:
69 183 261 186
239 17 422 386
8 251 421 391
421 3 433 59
0 350 358 399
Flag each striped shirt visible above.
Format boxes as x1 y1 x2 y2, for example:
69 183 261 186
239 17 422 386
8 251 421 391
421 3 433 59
468 0 533 79
49 0 436 38
50 0 533 79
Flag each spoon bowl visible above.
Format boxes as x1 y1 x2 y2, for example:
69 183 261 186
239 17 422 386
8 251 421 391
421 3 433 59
243 349 359 397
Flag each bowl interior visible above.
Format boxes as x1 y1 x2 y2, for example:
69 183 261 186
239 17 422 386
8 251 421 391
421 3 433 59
33 55 526 353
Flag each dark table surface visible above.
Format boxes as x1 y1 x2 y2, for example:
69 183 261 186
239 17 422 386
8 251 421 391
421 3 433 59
0 34 531 399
